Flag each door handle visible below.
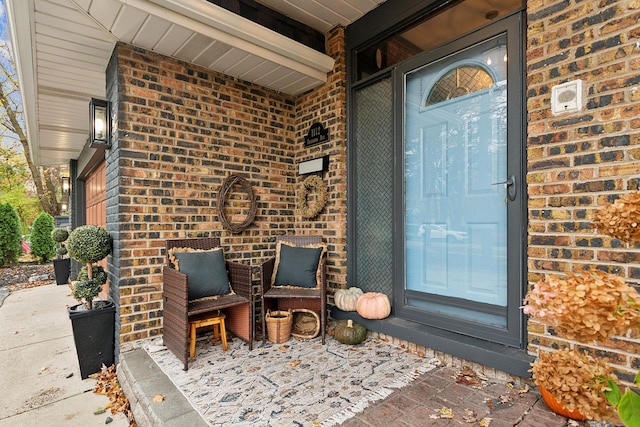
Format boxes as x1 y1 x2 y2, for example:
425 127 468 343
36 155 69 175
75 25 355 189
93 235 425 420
491 175 516 201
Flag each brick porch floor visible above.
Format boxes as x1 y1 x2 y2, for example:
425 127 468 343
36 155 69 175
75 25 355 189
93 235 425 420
340 365 597 427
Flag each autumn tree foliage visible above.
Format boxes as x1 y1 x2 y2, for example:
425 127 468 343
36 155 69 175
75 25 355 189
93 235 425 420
0 143 41 231
0 34 63 217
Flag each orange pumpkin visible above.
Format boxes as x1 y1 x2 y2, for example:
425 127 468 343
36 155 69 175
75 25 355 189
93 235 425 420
356 292 391 319
539 386 586 421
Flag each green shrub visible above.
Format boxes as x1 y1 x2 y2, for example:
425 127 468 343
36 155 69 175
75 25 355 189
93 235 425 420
55 245 68 258
72 279 102 304
78 265 107 285
51 227 69 243
30 212 55 263
67 225 112 264
0 203 22 266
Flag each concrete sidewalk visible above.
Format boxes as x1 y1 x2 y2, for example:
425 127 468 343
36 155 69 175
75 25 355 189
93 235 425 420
0 284 129 427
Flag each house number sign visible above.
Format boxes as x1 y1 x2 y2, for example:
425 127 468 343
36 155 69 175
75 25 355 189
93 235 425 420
304 122 329 147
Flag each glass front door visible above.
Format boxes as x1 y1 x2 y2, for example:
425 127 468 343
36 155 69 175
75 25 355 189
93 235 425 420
396 17 523 346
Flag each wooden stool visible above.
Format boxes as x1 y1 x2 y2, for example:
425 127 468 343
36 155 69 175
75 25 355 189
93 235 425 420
189 312 227 357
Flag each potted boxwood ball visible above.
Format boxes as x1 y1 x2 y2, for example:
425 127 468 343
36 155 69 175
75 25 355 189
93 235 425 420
66 225 115 379
51 227 70 285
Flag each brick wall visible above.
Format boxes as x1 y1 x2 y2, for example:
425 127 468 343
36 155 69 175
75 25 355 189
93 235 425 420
109 28 347 349
294 26 348 294
107 1 640 385
526 0 640 385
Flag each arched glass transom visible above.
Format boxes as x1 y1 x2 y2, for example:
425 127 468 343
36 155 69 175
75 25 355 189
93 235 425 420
426 65 494 106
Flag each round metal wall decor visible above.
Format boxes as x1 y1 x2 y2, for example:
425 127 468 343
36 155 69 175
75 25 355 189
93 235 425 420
298 174 328 219
216 174 256 233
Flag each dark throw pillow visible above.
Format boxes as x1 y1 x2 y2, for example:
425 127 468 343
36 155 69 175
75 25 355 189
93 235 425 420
272 242 325 288
172 248 231 300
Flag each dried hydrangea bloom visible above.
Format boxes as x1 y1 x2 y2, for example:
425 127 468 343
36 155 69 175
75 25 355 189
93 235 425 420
523 271 640 343
592 192 640 245
531 348 615 421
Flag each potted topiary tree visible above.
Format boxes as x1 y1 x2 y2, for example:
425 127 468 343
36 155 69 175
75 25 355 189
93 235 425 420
51 227 70 285
66 225 115 379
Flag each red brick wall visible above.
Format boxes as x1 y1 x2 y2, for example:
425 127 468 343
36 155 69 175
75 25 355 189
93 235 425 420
112 29 347 346
526 1 640 384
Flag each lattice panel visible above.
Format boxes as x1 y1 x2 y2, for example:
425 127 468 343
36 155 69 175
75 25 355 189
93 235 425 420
353 78 393 297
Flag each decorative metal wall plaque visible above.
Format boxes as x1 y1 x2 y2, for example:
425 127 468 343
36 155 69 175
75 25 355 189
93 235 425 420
304 122 329 147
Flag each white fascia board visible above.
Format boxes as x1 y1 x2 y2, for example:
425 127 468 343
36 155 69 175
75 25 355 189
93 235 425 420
120 0 335 82
5 0 40 165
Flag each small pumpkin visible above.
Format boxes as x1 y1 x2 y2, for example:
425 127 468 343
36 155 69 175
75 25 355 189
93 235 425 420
334 287 364 312
334 319 367 345
539 386 586 421
356 292 391 320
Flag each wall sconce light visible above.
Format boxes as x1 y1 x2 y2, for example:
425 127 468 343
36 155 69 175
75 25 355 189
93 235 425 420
61 176 70 196
89 98 111 148
61 203 68 214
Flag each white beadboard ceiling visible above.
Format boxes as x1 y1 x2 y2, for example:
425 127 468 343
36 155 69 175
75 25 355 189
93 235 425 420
5 0 385 166
255 0 386 33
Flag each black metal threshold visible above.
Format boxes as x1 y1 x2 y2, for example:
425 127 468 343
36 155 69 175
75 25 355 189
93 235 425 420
330 307 534 378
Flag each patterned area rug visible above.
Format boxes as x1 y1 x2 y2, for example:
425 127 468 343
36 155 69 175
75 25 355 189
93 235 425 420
144 334 438 426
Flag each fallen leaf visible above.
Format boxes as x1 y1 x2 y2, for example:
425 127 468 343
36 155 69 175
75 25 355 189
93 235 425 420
94 407 106 415
479 417 492 426
498 394 512 404
91 364 137 426
436 407 454 418
152 394 165 403
455 366 480 385
288 360 301 367
429 358 443 366
278 346 288 351
518 384 530 394
462 408 477 423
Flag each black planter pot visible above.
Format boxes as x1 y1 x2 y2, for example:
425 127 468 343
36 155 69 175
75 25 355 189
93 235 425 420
53 258 71 285
68 301 115 379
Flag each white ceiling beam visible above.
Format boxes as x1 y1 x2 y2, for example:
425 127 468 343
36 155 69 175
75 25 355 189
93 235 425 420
120 0 334 82
5 0 41 165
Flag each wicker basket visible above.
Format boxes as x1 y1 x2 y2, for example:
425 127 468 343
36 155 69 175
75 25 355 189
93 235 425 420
291 309 320 339
265 310 292 343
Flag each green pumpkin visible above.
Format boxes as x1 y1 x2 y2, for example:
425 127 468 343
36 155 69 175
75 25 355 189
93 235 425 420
334 319 367 345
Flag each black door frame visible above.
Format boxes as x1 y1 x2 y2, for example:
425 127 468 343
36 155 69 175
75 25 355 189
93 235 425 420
392 13 526 347
345 0 532 377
